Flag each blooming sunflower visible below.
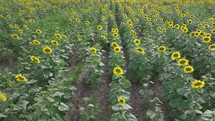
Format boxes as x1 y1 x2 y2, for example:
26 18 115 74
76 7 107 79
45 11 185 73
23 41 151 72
203 24 209 28
113 33 118 38
171 52 181 60
178 58 189 66
97 25 102 30
208 44 215 51
90 47 96 54
51 40 58 46
12 34 19 39
118 97 126 104
111 42 118 47
15 74 27 83
30 56 40 64
33 40 40 45
114 47 120 53
135 47 144 53
0 92 7 101
113 66 123 76
202 37 211 43
76 18 80 23
184 66 194 73
133 39 140 45
36 29 42 34
157 46 167 52
55 34 62 40
43 46 52 54
191 80 205 89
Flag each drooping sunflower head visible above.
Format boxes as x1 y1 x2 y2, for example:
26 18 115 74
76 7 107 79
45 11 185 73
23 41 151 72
89 47 96 54
133 39 140 45
30 56 40 64
208 44 215 51
36 29 42 34
171 52 181 60
33 40 40 45
135 47 144 54
113 66 123 76
118 97 126 104
191 80 205 89
51 40 59 46
157 46 167 52
15 74 27 83
114 47 121 53
43 46 52 54
178 58 189 66
184 66 194 73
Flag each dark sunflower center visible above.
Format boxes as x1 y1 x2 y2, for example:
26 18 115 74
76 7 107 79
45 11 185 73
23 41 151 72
45 49 50 52
173 54 179 57
115 69 121 73
186 68 192 71
194 82 202 86
180 60 186 64
18 76 24 80
119 99 124 103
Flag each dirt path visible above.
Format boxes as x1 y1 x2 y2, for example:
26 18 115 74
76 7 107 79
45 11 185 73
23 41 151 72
97 50 111 121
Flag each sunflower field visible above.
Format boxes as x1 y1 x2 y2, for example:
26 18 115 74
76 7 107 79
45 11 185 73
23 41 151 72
0 0 215 121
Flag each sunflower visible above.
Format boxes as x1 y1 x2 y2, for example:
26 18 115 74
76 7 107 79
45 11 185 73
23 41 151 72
86 20 90 25
209 18 214 22
75 18 80 23
9 24 13 28
111 42 118 47
89 47 96 54
55 34 62 39
51 40 58 46
191 80 205 89
133 39 140 45
171 52 181 60
202 37 211 43
198 24 202 28
177 58 189 66
157 27 161 31
43 46 52 54
189 32 195 37
114 47 120 53
113 66 123 76
157 46 167 52
15 74 27 83
33 40 40 45
208 44 215 51
36 29 42 34
30 56 40 64
203 24 209 28
118 97 126 104
188 19 192 24
211 29 215 34
97 25 102 30
184 66 194 73
174 24 180 29
113 33 118 38
0 92 7 101
135 47 144 53
162 28 166 32
12 34 19 39
129 24 133 28
7 49 13 54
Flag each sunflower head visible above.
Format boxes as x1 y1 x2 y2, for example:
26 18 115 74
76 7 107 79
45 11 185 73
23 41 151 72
97 25 102 30
191 80 205 89
113 33 118 38
0 92 7 101
171 52 181 60
33 40 40 45
15 74 27 83
114 47 121 53
55 34 62 40
43 46 52 54
111 42 118 47
208 44 215 51
36 29 42 34
133 39 140 45
89 47 96 54
178 58 189 66
12 34 19 39
202 37 211 43
157 46 167 52
51 40 59 46
30 56 40 64
135 47 144 53
113 66 123 76
184 66 194 73
118 97 126 104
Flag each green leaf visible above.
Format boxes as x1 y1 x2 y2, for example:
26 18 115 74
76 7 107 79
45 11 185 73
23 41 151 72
58 102 69 111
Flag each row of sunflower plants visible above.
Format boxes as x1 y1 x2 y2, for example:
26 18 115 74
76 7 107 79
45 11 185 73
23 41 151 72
122 1 215 120
107 4 137 120
0 1 80 120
